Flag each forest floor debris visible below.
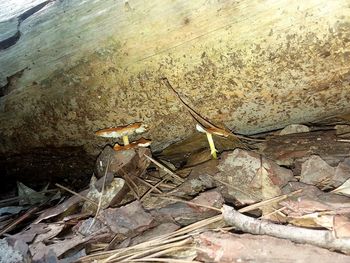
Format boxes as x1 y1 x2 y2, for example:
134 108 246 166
1 123 350 262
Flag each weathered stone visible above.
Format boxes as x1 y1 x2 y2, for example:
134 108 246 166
1 0 350 176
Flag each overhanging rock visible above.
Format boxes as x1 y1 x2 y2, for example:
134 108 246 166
0 0 350 157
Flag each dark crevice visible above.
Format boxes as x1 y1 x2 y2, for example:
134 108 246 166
0 146 95 192
0 0 53 51
0 68 27 97
0 30 21 51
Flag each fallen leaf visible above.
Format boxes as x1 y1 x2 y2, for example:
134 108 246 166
332 178 350 196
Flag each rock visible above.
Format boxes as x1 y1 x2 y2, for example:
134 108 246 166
216 149 294 205
155 190 224 226
196 231 350 263
300 155 350 189
99 201 155 235
1 0 350 175
279 124 310 135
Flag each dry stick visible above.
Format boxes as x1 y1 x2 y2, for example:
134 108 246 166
119 169 140 200
134 176 162 193
157 189 301 215
161 77 264 142
119 239 191 262
129 259 201 263
140 177 166 201
144 155 184 183
95 216 222 263
260 206 287 219
238 189 303 213
123 177 140 200
222 204 350 254
134 176 163 193
156 196 221 212
213 177 259 200
0 206 39 236
88 159 110 231
142 245 192 260
144 178 176 190
55 183 98 207
103 235 192 263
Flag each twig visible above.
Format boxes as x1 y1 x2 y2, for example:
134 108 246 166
238 189 303 213
161 77 262 142
118 169 140 200
140 177 165 201
156 196 221 212
124 175 140 200
128 258 201 263
222 205 350 254
337 139 350 143
260 206 287 219
0 206 39 236
55 183 98 207
79 215 222 262
213 177 259 200
134 177 162 194
144 155 184 183
88 159 110 231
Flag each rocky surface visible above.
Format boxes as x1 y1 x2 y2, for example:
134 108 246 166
1 0 350 176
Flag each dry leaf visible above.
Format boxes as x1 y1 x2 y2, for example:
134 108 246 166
332 178 350 196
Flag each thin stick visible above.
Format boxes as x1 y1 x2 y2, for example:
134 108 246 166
119 239 190 262
222 204 350 254
88 159 110 231
128 258 201 263
55 183 98 207
213 177 259 200
123 175 140 200
156 196 221 212
260 206 287 219
144 155 184 183
161 77 263 142
103 236 191 262
134 176 162 194
78 215 223 262
118 169 140 200
238 189 303 213
140 177 165 201
0 206 39 236
337 139 350 143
